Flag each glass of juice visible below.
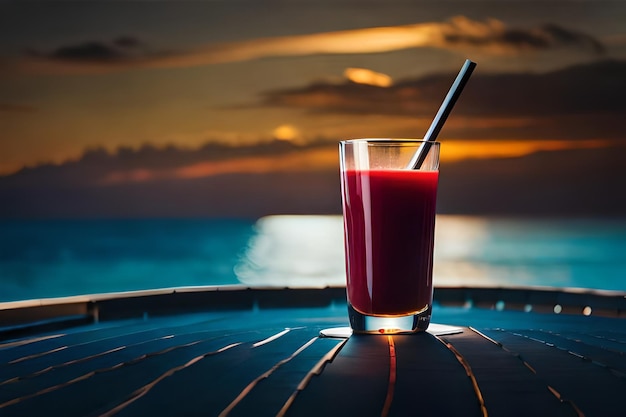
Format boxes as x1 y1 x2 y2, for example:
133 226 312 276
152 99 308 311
339 139 440 334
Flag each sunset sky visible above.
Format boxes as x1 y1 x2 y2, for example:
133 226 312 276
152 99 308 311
1 0 625 217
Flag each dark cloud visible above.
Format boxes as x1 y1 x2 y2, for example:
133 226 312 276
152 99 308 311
262 59 625 117
465 62 622 115
444 22 605 55
540 24 605 54
0 170 341 219
261 81 405 115
1 140 625 218
260 59 626 140
0 140 327 187
0 140 341 219
53 42 125 61
27 36 145 63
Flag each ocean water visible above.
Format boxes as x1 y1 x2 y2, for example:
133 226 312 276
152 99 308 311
1 215 625 303
0 218 255 302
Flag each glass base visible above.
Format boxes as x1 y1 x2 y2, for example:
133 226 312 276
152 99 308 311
348 303 431 334
319 323 463 338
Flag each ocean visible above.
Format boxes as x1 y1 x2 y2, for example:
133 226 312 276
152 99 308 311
1 215 625 303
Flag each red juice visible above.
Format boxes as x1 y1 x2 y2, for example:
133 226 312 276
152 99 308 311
341 169 439 316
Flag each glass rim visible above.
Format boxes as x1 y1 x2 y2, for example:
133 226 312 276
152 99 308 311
340 138 440 146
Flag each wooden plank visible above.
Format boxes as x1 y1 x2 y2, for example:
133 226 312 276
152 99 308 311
0 326 257 406
285 334 390 417
227 337 344 417
440 329 572 417
390 332 484 417
512 329 626 374
107 328 322 417
0 329 281 416
481 328 626 417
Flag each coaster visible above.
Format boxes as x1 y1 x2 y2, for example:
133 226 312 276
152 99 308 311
319 327 352 338
427 323 463 336
319 323 463 338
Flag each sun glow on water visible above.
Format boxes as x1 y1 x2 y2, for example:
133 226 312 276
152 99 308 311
235 215 626 291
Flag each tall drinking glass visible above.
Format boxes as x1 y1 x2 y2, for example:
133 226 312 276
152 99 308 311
339 139 440 334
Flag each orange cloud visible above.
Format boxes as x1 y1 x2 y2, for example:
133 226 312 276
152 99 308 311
344 68 393 87
441 139 613 162
9 17 603 75
175 149 335 179
100 147 338 185
98 139 617 185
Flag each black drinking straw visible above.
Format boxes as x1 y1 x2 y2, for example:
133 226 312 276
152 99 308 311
408 59 477 169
